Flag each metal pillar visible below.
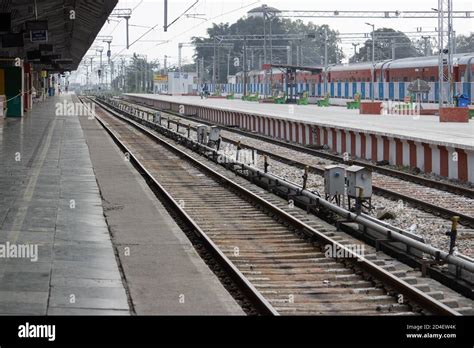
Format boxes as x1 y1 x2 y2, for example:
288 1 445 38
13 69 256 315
250 49 254 70
178 43 182 93
243 36 247 96
263 4 267 65
227 52 231 80
125 16 130 49
422 36 431 56
164 0 168 32
269 15 273 64
438 0 454 107
296 45 300 66
324 29 328 95
213 38 217 84
366 23 375 101
200 58 204 84
196 56 200 83
352 43 359 61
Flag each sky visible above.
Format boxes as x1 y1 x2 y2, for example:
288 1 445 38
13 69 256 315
88 0 473 70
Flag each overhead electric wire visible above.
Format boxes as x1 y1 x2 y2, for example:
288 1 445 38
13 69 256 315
111 0 201 60
152 0 262 50
106 0 261 75
165 0 200 31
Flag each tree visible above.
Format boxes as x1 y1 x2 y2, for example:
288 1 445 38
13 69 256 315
456 34 474 53
113 54 156 93
351 28 422 62
191 16 343 83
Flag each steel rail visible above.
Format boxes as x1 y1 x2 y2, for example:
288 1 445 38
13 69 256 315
103 97 474 274
116 99 474 227
123 96 474 199
80 97 278 316
91 96 466 315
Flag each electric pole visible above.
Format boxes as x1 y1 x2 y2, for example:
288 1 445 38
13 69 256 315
421 35 431 56
213 38 217 84
324 28 328 95
437 0 454 107
366 22 375 102
243 35 247 96
227 52 231 80
352 43 360 61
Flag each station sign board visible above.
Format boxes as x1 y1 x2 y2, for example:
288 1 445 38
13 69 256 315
30 30 48 43
154 74 168 82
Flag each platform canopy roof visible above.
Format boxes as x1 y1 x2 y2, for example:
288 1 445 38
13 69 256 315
0 0 118 72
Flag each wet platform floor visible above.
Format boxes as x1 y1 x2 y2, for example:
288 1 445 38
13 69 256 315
0 95 129 315
0 94 243 315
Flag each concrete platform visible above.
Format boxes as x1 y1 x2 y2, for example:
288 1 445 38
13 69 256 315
0 94 243 315
127 94 474 149
0 94 129 315
78 97 244 315
125 94 474 183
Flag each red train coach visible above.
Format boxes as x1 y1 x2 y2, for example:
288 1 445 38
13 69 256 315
236 53 474 85
327 53 474 83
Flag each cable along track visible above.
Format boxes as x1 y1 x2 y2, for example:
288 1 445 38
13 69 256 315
88 97 466 316
119 98 474 229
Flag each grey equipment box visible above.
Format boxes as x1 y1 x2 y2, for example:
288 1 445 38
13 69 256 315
209 126 221 142
346 165 372 198
324 165 346 196
154 111 161 124
196 125 208 144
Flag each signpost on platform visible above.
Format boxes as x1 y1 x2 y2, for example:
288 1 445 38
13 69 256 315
30 30 48 43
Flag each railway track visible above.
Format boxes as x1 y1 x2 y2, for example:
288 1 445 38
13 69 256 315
83 96 474 316
115 98 474 231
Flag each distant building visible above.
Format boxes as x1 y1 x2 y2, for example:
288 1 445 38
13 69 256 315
247 4 280 18
227 75 236 84
154 72 198 95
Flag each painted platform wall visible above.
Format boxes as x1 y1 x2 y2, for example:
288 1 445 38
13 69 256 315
191 81 474 105
125 94 474 184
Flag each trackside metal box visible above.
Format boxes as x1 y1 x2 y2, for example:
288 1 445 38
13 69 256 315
324 165 345 196
346 165 372 198
196 125 208 144
154 112 161 124
209 126 221 142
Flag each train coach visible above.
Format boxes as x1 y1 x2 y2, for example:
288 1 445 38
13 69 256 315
328 53 474 83
236 53 474 84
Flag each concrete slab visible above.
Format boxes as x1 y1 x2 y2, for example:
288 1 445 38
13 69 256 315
127 94 474 151
0 94 130 315
79 102 244 315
